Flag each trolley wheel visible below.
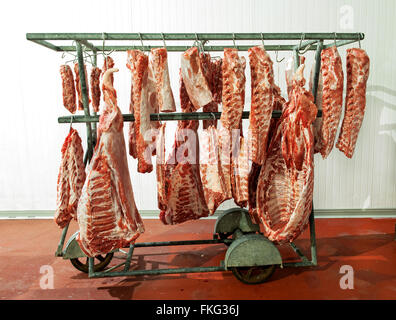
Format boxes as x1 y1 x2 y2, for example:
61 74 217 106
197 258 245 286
70 253 114 273
218 232 233 246
231 265 276 284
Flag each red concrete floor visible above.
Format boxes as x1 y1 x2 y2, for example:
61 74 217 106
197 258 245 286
0 217 395 300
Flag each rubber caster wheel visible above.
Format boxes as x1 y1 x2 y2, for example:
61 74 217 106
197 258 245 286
231 265 276 284
70 253 114 273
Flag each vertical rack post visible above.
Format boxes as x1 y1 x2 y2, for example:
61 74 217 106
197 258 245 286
76 41 94 164
308 39 323 266
91 50 98 148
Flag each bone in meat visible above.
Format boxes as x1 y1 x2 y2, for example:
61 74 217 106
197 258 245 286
317 46 344 159
256 64 317 243
76 68 144 257
150 48 176 112
55 128 86 228
180 47 213 111
90 67 102 113
128 78 138 159
74 63 90 111
60 65 77 114
336 48 370 158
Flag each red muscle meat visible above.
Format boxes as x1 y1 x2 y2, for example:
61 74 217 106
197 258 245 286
336 48 370 158
158 71 210 224
60 65 77 114
76 68 145 257
200 53 222 129
128 78 138 159
54 128 86 228
317 46 344 159
199 125 231 214
74 63 90 111
127 50 158 173
180 47 213 111
248 45 275 165
90 67 102 113
231 135 249 207
256 64 317 243
220 48 246 131
150 48 176 112
102 56 115 86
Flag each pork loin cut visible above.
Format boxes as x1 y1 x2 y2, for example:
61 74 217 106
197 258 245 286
336 48 370 158
248 45 275 165
256 64 317 243
180 47 213 111
231 135 249 208
74 63 90 111
220 48 246 131
128 78 138 159
60 65 77 114
150 48 176 112
126 50 157 173
76 68 144 257
317 46 344 159
90 67 102 113
308 59 323 153
55 128 86 228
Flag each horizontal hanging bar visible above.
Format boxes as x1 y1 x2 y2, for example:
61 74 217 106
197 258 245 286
133 239 231 247
59 110 323 124
27 32 364 41
56 44 319 52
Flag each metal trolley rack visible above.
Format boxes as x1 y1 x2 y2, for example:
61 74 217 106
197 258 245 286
26 32 364 284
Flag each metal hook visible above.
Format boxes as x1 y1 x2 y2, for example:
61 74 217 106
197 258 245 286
138 32 145 52
232 33 236 49
334 32 337 47
275 47 285 63
69 116 73 130
260 32 265 49
297 33 312 56
357 32 361 49
210 112 216 120
161 33 166 48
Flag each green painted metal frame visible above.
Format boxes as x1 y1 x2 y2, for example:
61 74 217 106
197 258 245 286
32 32 364 279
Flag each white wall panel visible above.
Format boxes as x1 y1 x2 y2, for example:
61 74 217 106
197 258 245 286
0 0 395 212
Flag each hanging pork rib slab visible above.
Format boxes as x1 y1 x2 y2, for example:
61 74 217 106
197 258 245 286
126 50 157 173
77 68 144 257
150 48 176 112
220 48 246 131
74 63 90 111
90 67 102 113
248 45 275 165
256 64 317 244
317 46 344 159
55 128 86 228
336 48 370 158
180 47 213 111
60 65 77 114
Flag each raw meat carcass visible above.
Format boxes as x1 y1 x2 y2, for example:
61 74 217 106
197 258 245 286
126 50 157 173
102 56 115 86
90 67 102 113
248 45 275 165
256 64 317 243
180 47 213 111
74 63 90 111
128 78 138 159
159 71 210 224
308 58 323 153
231 135 249 208
150 48 176 112
285 55 295 99
200 53 222 129
199 125 231 214
77 68 145 257
220 48 246 131
336 48 370 158
317 46 344 159
156 123 167 211
60 65 77 114
54 128 86 228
